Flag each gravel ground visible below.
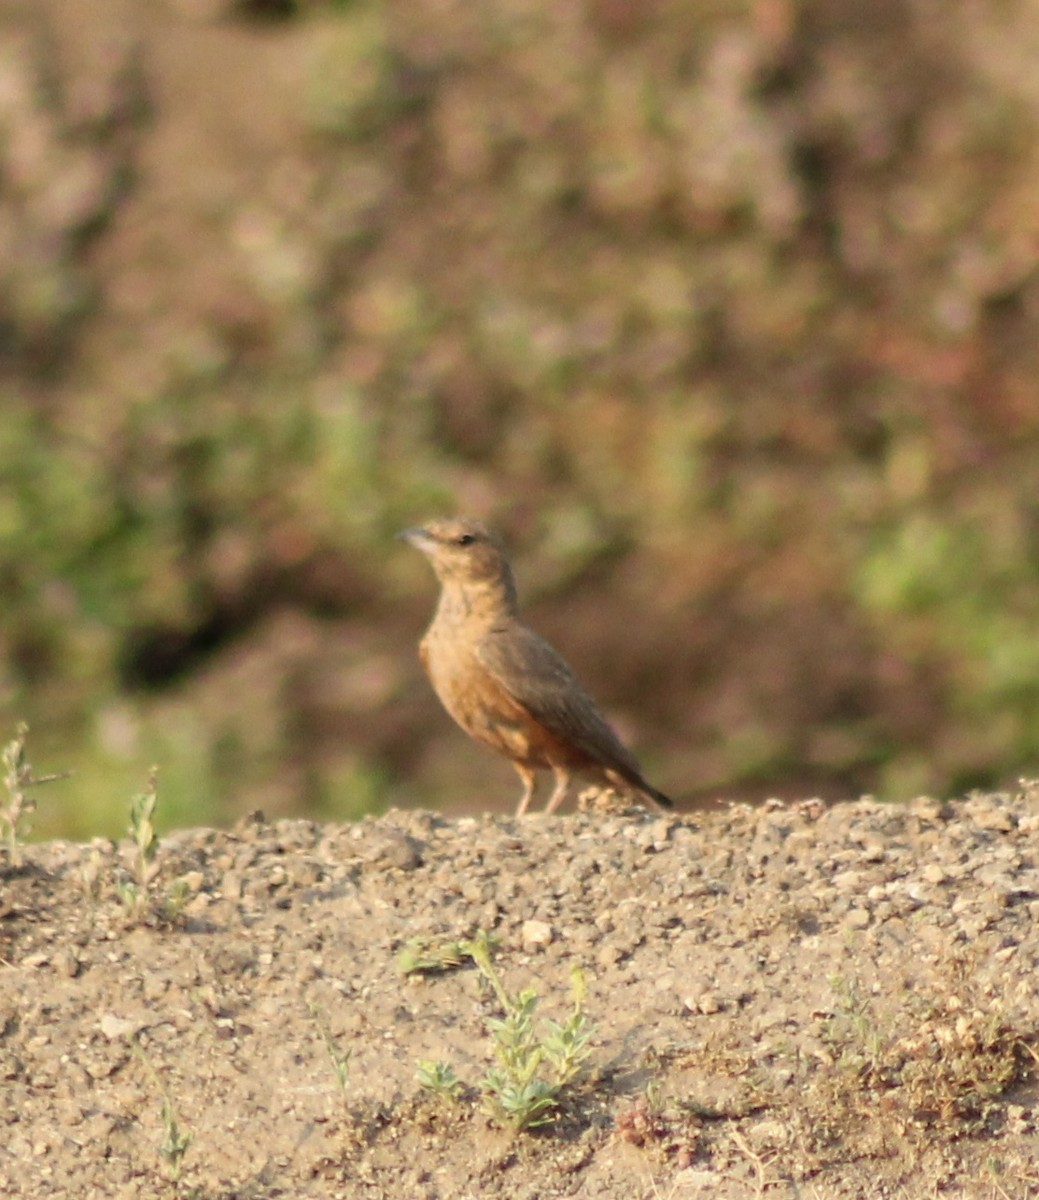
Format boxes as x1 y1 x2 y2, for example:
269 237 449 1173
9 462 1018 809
2 790 1039 1199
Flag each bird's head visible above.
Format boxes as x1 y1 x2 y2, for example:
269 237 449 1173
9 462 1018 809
400 518 517 608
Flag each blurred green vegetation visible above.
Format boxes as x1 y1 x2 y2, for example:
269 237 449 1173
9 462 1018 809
4 0 1039 836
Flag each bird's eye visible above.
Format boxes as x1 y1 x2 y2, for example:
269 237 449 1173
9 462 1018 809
456 533 476 546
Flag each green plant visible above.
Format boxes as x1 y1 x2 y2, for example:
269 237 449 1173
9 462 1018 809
1 722 68 867
116 768 190 923
398 936 470 975
133 1041 192 1185
159 1094 192 1185
540 966 595 1088
117 767 161 916
398 928 501 976
460 936 595 1132
480 986 561 1131
416 1059 463 1103
309 1003 352 1108
823 973 886 1078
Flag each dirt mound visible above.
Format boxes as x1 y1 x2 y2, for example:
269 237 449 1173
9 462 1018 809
2 790 1038 1197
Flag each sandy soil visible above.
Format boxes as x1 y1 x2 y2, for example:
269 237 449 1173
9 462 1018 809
2 790 1039 1199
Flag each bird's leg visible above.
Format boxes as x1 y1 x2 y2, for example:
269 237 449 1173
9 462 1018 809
544 766 572 814
513 764 537 817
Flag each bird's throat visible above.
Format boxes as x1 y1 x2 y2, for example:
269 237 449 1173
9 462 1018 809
434 576 517 629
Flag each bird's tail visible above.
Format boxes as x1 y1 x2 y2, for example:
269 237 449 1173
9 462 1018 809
607 766 673 812
640 784 673 812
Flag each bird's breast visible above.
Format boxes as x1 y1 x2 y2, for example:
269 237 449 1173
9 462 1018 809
419 626 592 770
420 628 540 759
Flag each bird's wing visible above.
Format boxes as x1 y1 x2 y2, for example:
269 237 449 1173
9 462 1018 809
476 624 643 778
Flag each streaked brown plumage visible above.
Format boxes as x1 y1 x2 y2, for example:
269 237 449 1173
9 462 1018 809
401 517 672 816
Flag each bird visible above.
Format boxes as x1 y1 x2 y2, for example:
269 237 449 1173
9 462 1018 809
400 517 672 816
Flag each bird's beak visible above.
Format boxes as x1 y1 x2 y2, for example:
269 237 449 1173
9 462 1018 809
398 527 433 553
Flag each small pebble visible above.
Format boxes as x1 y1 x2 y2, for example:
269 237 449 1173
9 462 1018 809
521 919 553 949
99 1013 141 1040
